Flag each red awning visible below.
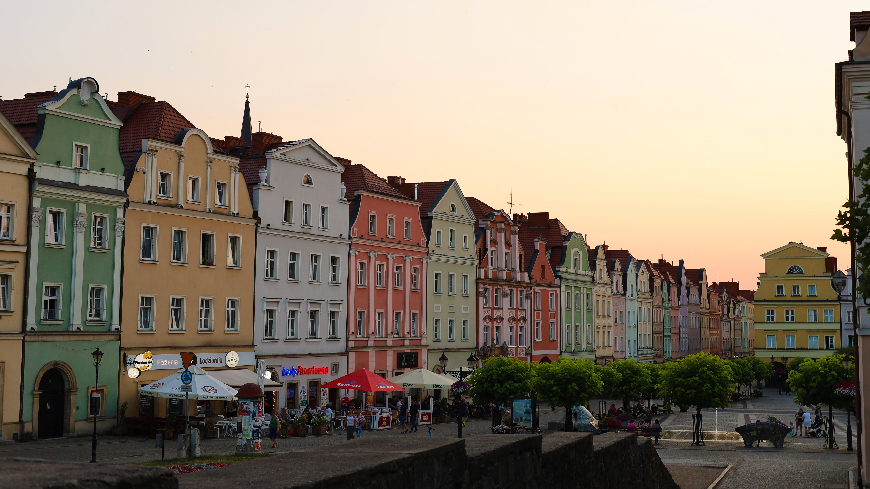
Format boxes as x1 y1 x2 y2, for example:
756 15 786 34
321 368 405 392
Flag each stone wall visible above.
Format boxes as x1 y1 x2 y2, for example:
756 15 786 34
0 457 177 489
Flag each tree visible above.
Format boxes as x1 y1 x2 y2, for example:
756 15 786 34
467 356 534 426
743 356 775 386
659 353 736 445
833 143 870 299
595 363 622 399
608 359 652 410
640 362 662 407
531 358 602 431
787 354 853 442
727 358 753 394
787 357 810 373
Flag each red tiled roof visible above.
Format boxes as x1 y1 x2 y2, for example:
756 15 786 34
738 290 754 301
392 181 449 213
685 269 705 285
116 98 196 175
0 91 58 144
341 164 412 200
465 197 495 220
718 281 740 297
605 249 633 272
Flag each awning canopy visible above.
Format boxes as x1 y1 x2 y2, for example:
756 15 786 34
209 369 281 391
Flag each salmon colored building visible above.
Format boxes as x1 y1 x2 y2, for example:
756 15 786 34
515 212 561 363
341 165 428 393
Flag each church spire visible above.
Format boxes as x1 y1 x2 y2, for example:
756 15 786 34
240 84 252 148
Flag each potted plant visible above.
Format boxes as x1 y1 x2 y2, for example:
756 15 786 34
279 418 291 438
204 419 219 439
292 415 308 437
311 414 330 436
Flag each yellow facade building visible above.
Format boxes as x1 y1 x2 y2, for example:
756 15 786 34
755 243 840 362
115 93 258 418
0 112 37 440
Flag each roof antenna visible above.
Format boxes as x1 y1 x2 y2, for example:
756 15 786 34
53 85 57 91
507 188 521 216
258 121 262 132
245 84 250 99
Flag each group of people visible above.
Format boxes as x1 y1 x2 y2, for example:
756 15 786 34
344 410 367 440
793 406 823 437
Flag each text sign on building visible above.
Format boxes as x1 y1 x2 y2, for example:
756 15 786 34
126 352 256 370
397 352 418 369
281 366 330 377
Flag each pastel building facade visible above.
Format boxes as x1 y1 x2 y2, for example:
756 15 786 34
637 261 653 362
589 245 613 364
556 232 595 360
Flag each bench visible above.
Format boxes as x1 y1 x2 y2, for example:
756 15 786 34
735 421 790 448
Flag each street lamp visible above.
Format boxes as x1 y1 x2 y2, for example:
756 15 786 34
467 353 478 369
842 355 854 452
90 347 103 463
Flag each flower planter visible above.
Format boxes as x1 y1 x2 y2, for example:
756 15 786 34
292 426 308 437
312 425 327 436
204 428 219 439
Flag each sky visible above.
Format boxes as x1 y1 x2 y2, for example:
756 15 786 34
1 0 863 288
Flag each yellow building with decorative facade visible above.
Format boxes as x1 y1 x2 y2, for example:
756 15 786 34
755 243 840 362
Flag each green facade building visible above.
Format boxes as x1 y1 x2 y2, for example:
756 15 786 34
557 232 595 359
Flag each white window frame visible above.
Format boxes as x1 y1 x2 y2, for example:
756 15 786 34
287 307 300 339
404 218 412 240
411 312 418 336
535 320 542 341
462 274 469 296
329 310 340 338
462 319 469 341
785 335 796 349
171 228 187 264
448 273 455 295
766 335 776 349
283 200 294 224
0 274 11 312
308 309 320 338
45 208 66 246
549 292 555 310
775 284 784 296
356 310 366 337
226 298 239 331
448 318 455 341
825 335 836 350
765 309 775 322
462 234 469 250
483 287 490 307
376 263 385 287
302 203 312 227
215 181 228 207
0 202 13 241
140 224 157 261
288 251 300 281
411 267 419 290
90 214 109 250
394 311 402 336
320 206 329 229
369 213 377 235
784 309 795 322
807 309 818 323
550 320 556 341
310 254 321 283
227 234 241 268
808 284 817 296
73 142 89 169
198 297 214 331
158 171 173 199
448 228 455 249
394 265 403 289
434 318 441 341
265 248 279 279
200 231 215 266
87 285 106 322
169 296 185 331
387 216 395 237
494 288 501 307
823 309 834 323
435 230 442 247
357 261 367 286
808 335 819 349
264 305 277 339
434 272 442 294
137 294 154 331
330 256 341 284
187 175 201 203
792 284 801 297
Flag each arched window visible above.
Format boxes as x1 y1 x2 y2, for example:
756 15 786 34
302 174 313 186
786 265 804 274
449 203 457 213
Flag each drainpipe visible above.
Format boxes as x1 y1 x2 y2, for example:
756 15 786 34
20 164 36 440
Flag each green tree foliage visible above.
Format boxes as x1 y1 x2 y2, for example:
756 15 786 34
833 141 870 298
660 353 736 415
787 355 853 412
531 358 602 431
787 357 810 372
640 362 662 402
608 359 652 409
467 356 533 406
727 358 753 391
744 356 775 383
595 363 622 398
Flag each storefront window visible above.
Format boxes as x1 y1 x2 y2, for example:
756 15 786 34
308 380 319 407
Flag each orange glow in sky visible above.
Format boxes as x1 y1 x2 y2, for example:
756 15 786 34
2 0 862 287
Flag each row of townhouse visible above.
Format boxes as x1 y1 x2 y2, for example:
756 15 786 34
0 77 756 442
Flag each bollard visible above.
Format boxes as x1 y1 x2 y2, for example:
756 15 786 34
189 429 200 457
177 433 190 459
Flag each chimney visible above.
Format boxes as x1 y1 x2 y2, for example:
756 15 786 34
387 176 405 186
826 257 838 275
251 132 282 155
335 157 352 167
414 184 418 201
116 91 155 108
817 246 827 253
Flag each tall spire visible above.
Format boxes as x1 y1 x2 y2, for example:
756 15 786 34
240 84 252 148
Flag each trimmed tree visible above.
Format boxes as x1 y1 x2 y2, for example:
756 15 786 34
787 357 810 373
467 356 534 426
744 356 775 389
727 358 753 395
595 363 622 399
609 359 652 410
532 358 603 432
659 353 736 445
787 354 853 447
640 362 662 408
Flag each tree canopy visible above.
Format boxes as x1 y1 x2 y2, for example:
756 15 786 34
595 363 622 398
787 354 853 411
659 353 736 414
466 356 533 406
608 359 652 408
743 356 775 383
532 358 603 410
727 358 753 390
787 357 810 372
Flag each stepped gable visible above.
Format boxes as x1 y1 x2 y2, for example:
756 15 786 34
341 164 412 200
465 197 495 220
0 90 58 143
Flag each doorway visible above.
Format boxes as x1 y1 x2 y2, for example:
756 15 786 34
38 368 65 439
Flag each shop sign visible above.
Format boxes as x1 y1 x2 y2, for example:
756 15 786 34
512 398 532 425
320 388 329 407
281 365 330 377
126 351 255 370
396 352 418 369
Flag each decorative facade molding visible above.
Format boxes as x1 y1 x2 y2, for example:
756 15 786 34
30 208 43 227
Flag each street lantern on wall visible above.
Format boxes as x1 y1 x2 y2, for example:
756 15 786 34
90 347 103 463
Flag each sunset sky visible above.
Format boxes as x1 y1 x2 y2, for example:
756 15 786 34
2 0 863 288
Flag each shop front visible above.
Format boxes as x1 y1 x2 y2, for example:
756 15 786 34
262 355 346 412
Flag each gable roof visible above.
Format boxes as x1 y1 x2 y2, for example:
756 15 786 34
341 164 412 200
761 242 829 259
0 110 38 159
465 197 495 220
0 91 58 144
392 181 449 214
605 249 634 273
115 98 197 175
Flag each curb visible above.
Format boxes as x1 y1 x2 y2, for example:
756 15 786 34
707 464 732 489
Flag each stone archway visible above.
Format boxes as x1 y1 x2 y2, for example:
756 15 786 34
32 361 77 439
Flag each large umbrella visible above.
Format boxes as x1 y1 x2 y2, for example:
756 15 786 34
138 366 238 401
321 368 404 391
390 369 458 389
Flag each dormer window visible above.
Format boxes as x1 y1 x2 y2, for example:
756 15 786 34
302 174 313 186
450 203 457 213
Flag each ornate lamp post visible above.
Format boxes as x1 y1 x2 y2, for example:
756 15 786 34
89 347 103 463
842 355 854 452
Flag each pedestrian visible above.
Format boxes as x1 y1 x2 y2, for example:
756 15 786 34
269 413 279 448
459 397 469 427
795 408 804 437
356 411 365 438
802 410 812 437
626 420 637 433
346 410 356 440
410 398 420 433
653 418 661 445
399 399 409 433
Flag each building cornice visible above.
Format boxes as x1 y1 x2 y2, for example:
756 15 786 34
128 201 256 225
34 181 127 207
258 226 350 245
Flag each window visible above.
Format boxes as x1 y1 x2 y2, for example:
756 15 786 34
494 288 501 307
404 219 411 240
87 286 105 322
158 172 172 198
508 290 515 308
535 291 541 310
308 310 319 337
766 335 776 349
462 235 468 249
435 230 442 246
394 312 402 336
574 292 580 310
784 309 795 322
484 325 490 345
489 250 495 268
448 273 455 295
395 265 403 288
357 261 366 286
376 311 383 337
586 292 591 310
505 252 510 268
368 214 377 235
483 287 490 307
462 274 469 296
169 296 185 330
434 318 441 341
288 252 300 281
226 299 239 331
825 335 835 350
775 284 784 296
411 313 418 336
387 217 395 237
792 285 800 296
848 311 854 323
331 257 341 283
310 254 321 282
283 201 294 223
448 229 455 249
198 298 213 331
320 206 329 229
356 311 365 336
227 235 241 267
0 204 12 240
785 335 796 349
549 292 555 310
519 290 525 309
411 267 419 289
550 320 556 340
171 229 187 263
187 176 200 202
288 309 299 338
535 321 542 341
0 275 9 311
140 226 158 260
509 325 515 345
200 232 215 266
302 203 312 226
434 272 442 294
73 144 88 169
448 319 455 340
376 263 384 287
808 335 819 349
807 309 818 322
137 295 153 330
264 308 276 339
765 310 775 322
302 174 313 185
519 325 526 346
91 215 108 249
265 249 278 279
329 311 339 338
823 309 834 322
808 284 817 296
462 319 469 340
46 209 64 245
215 181 228 207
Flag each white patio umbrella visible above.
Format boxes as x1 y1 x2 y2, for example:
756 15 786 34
390 369 459 389
138 366 238 401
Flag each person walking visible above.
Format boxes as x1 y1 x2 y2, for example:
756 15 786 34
269 413 279 448
794 408 804 437
653 419 661 445
802 409 812 437
409 398 420 433
459 397 469 427
345 410 356 440
355 411 365 438
399 399 409 433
